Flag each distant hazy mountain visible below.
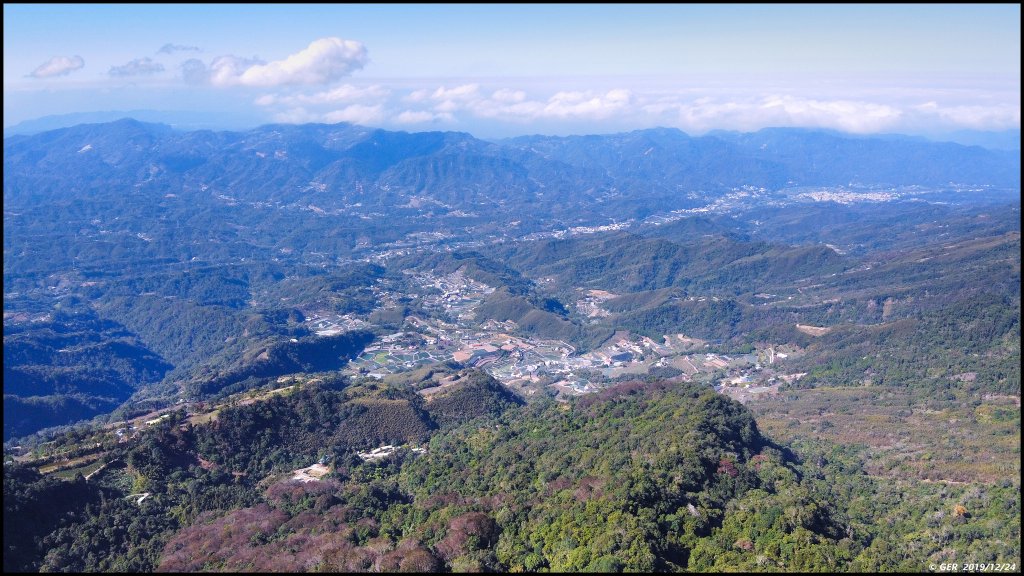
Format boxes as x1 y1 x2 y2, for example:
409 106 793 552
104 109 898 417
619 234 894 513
924 128 1021 151
2 110 260 137
5 120 1019 213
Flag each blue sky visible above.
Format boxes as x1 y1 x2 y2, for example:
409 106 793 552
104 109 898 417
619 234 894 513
3 4 1020 137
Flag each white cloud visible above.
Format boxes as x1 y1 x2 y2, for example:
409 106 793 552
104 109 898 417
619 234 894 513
638 93 908 134
208 55 266 86
398 85 635 124
109 57 166 77
435 99 461 113
178 55 264 85
756 95 903 133
540 89 632 119
28 55 84 78
405 88 431 102
459 88 634 122
323 104 385 124
225 37 367 87
157 43 200 55
254 79 1018 136
491 88 526 103
393 109 454 124
431 83 480 101
255 84 389 107
254 81 391 127
911 101 1020 131
270 104 385 126
669 99 747 131
187 37 367 88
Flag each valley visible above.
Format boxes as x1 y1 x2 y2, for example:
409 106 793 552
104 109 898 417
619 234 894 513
3 120 1019 573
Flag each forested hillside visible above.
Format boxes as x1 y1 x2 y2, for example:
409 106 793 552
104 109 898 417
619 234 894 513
4 376 1017 572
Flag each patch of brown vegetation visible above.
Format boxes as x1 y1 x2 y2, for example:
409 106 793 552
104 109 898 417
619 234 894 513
795 323 832 336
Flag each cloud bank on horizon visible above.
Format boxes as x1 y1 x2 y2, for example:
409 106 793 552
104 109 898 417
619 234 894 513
244 72 1019 136
167 37 1022 134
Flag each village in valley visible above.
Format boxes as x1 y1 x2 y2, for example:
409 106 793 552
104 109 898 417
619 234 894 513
305 267 801 403
8 265 803 484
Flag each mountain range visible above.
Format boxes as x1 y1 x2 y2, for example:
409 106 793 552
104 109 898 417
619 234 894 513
5 120 1019 213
